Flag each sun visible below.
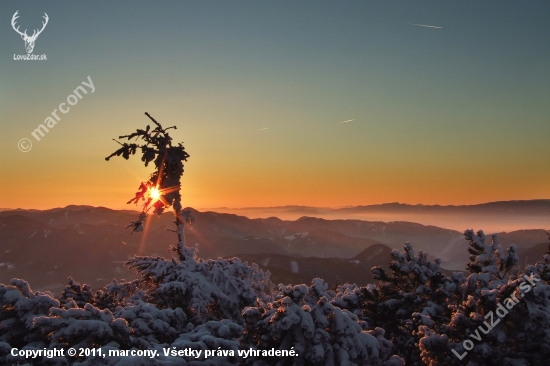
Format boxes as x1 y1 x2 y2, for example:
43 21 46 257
135 183 180 214
149 187 161 201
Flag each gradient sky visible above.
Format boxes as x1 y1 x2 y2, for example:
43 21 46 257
1 1 549 210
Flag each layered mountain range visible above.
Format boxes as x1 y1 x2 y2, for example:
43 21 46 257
211 200 550 232
0 203 548 294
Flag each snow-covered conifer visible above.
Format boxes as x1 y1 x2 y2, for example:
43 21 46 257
418 230 550 366
242 281 403 365
465 229 519 280
0 279 57 348
114 300 186 347
59 277 94 308
126 248 272 324
92 279 142 312
33 303 131 350
344 242 448 365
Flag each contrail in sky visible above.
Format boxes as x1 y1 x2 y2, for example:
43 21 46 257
408 23 442 29
259 128 268 131
340 119 355 124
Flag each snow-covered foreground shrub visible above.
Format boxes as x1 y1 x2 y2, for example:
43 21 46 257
0 279 59 347
126 245 272 324
415 230 550 366
318 230 550 366
326 242 447 365
0 246 277 365
0 279 60 364
33 303 131 349
115 300 187 346
241 280 404 366
1 229 549 365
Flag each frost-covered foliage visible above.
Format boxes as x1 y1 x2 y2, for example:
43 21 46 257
93 279 142 312
0 249 273 365
307 230 550 366
59 277 94 308
242 280 404 366
2 228 550 365
126 245 272 324
326 242 447 365
416 230 550 366
171 319 242 364
465 230 519 279
0 279 58 348
525 231 550 282
417 276 550 366
115 300 186 346
33 303 131 350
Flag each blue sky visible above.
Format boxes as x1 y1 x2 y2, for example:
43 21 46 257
1 1 549 209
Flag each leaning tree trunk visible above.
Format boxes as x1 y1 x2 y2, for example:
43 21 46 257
173 193 186 261
173 191 196 261
106 112 191 260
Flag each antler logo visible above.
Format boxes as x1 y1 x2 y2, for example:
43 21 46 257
11 11 49 54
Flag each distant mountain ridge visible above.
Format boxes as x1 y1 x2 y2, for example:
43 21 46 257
0 205 548 294
210 199 550 232
6 199 550 218
211 199 550 215
337 199 550 214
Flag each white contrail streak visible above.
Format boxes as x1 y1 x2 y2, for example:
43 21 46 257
408 23 442 29
259 128 268 131
340 119 355 124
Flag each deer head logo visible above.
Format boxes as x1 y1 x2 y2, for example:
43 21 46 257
11 11 49 54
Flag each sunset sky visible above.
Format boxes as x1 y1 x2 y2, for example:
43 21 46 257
1 1 549 210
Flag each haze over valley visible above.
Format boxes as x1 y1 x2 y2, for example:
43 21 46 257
210 199 550 232
1 201 548 295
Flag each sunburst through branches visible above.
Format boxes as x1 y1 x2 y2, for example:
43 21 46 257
106 112 194 259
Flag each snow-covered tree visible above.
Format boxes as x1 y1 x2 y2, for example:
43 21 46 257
33 303 131 350
417 230 550 366
0 279 57 348
126 247 272 324
326 242 447 365
114 300 187 347
105 112 193 260
59 277 94 308
465 230 519 280
92 279 142 312
242 280 404 366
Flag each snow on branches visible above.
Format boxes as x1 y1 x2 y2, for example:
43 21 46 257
106 112 192 259
465 230 519 280
242 280 404 365
126 247 272 324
